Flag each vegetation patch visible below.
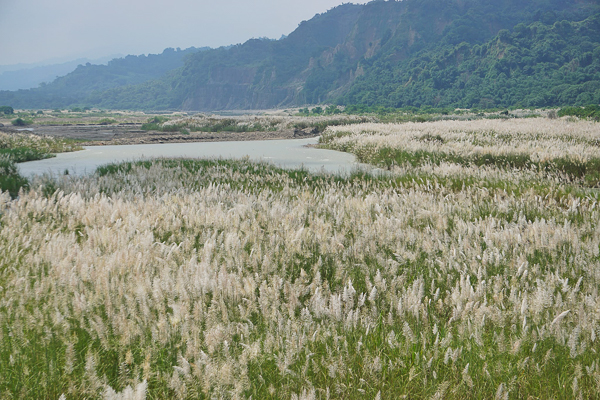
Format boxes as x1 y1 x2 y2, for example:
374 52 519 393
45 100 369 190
559 105 600 121
11 118 33 126
0 130 83 196
140 115 374 135
0 155 28 197
321 118 600 186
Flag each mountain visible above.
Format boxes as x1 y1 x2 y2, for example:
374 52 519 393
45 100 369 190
341 6 600 108
0 47 206 109
1 0 599 111
0 56 118 91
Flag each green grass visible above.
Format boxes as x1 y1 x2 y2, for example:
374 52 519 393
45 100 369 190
0 147 53 163
0 156 28 197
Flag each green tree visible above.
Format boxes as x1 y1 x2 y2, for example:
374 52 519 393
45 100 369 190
0 106 14 115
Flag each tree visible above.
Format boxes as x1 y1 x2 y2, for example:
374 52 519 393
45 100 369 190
0 106 14 115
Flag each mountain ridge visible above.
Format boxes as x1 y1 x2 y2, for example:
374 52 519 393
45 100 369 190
1 0 599 111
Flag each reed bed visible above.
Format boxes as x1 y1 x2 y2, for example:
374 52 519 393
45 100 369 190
0 130 83 197
320 119 600 185
0 130 83 162
1 150 600 399
153 115 375 134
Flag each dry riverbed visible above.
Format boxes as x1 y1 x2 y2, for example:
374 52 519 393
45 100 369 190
7 124 319 145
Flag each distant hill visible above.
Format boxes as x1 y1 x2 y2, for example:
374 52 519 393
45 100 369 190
0 47 206 109
0 56 118 91
1 0 599 111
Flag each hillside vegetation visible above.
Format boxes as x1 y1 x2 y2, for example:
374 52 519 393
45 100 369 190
343 13 600 108
1 0 598 111
0 47 205 109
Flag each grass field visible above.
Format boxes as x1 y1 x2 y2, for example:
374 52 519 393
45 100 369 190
319 119 600 185
1 118 600 399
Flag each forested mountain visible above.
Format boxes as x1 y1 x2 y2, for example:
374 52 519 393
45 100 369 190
0 56 117 91
342 11 600 108
0 47 205 109
2 0 599 111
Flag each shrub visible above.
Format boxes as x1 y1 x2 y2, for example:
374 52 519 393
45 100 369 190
147 116 170 124
0 155 28 197
141 123 161 131
0 106 14 115
11 118 32 127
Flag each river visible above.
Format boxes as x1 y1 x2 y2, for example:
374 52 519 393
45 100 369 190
17 137 371 176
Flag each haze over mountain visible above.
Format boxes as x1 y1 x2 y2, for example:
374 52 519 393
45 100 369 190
1 0 599 111
0 56 120 91
0 47 205 110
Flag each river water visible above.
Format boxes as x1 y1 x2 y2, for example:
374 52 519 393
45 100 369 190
18 138 370 176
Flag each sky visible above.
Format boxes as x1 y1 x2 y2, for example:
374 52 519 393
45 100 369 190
0 0 353 66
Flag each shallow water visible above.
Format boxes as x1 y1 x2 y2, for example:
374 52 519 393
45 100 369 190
18 137 370 176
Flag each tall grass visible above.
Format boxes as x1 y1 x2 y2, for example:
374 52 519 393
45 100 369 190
141 115 375 134
320 118 600 186
1 153 600 398
0 131 84 158
0 130 84 197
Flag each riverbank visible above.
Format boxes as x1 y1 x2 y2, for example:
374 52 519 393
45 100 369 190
0 129 85 195
4 124 319 145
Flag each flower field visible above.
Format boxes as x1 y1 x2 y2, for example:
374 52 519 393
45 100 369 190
1 119 600 398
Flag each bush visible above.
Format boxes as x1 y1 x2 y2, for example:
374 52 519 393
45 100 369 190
0 106 14 115
0 155 28 197
147 116 170 124
141 123 161 131
11 118 32 126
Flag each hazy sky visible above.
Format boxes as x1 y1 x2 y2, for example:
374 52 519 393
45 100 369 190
0 0 353 66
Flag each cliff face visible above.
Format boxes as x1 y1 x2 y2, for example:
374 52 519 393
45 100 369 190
177 0 595 111
176 4 365 111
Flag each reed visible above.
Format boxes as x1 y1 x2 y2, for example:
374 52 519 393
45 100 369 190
2 119 600 398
